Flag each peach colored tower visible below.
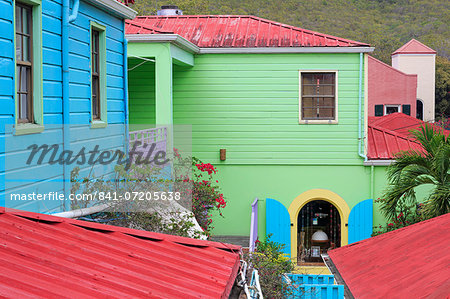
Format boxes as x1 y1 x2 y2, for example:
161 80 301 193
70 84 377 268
391 39 436 122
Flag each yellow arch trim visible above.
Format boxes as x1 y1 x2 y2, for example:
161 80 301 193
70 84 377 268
288 189 351 261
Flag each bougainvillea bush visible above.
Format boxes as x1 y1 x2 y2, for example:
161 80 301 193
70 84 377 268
173 148 226 236
372 199 425 236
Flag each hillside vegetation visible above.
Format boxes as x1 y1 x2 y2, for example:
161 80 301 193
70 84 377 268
130 0 450 117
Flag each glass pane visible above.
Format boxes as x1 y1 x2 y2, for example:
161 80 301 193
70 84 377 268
302 74 313 84
322 97 334 107
386 106 399 114
92 54 97 73
20 93 28 119
302 84 315 96
16 35 23 61
302 108 316 119
22 8 29 35
318 85 334 96
319 108 334 119
20 66 28 92
23 36 30 62
302 97 315 108
15 6 22 33
322 73 335 84
16 66 20 91
92 77 99 117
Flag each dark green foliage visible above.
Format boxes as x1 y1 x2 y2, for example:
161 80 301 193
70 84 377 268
380 124 450 220
436 56 450 120
245 234 295 299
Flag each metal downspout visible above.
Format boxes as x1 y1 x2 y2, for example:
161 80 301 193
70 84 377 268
124 34 129 153
358 52 367 161
62 0 77 210
68 0 79 22
370 165 374 199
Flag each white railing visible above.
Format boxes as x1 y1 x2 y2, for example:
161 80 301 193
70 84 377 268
129 127 167 162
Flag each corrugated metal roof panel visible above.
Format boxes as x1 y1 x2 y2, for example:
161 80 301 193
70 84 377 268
0 208 241 298
367 113 449 160
369 113 449 138
367 123 423 160
126 15 370 48
125 20 173 34
328 214 450 298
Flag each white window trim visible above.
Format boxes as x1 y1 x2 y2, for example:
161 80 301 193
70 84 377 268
298 70 338 124
384 104 401 115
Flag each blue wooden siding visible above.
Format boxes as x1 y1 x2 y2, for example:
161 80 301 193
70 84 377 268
266 198 291 256
348 199 373 243
0 0 127 213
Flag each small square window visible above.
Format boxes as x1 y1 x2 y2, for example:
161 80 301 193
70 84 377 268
385 105 400 115
299 72 337 124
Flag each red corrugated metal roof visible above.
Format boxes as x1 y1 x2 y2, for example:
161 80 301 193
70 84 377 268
370 112 449 138
392 39 437 55
126 19 173 34
126 15 370 48
367 113 449 160
367 122 423 160
0 208 241 298
328 213 450 298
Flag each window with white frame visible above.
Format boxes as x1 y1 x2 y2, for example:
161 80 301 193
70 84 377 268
299 71 338 124
384 105 400 115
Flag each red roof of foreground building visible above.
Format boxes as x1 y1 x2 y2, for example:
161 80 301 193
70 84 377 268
0 208 241 298
328 213 450 298
392 39 437 55
126 15 370 48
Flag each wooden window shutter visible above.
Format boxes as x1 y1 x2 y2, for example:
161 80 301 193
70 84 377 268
374 105 383 116
402 104 411 116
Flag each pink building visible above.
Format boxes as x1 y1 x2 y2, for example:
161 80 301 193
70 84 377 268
367 55 417 118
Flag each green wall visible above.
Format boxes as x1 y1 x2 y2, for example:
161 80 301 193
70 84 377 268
128 51 400 237
211 165 390 237
128 59 156 126
173 53 365 165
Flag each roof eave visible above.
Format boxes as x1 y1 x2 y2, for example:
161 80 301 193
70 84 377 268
125 34 374 54
364 159 394 166
126 34 200 54
199 47 374 54
87 0 137 19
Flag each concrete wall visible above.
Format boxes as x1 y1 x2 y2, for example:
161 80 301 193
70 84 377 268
392 54 436 122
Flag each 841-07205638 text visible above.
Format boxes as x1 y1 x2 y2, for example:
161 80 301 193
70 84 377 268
9 191 181 201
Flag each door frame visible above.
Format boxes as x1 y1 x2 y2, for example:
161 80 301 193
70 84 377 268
288 189 350 261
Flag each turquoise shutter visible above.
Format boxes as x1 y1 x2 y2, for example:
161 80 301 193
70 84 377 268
266 198 291 256
348 199 373 244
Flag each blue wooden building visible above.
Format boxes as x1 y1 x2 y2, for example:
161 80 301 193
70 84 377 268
0 0 136 212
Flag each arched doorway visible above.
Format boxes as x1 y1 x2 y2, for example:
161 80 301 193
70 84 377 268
416 99 423 120
288 189 350 263
297 200 341 264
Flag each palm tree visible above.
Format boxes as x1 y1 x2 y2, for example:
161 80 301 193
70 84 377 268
381 124 450 220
